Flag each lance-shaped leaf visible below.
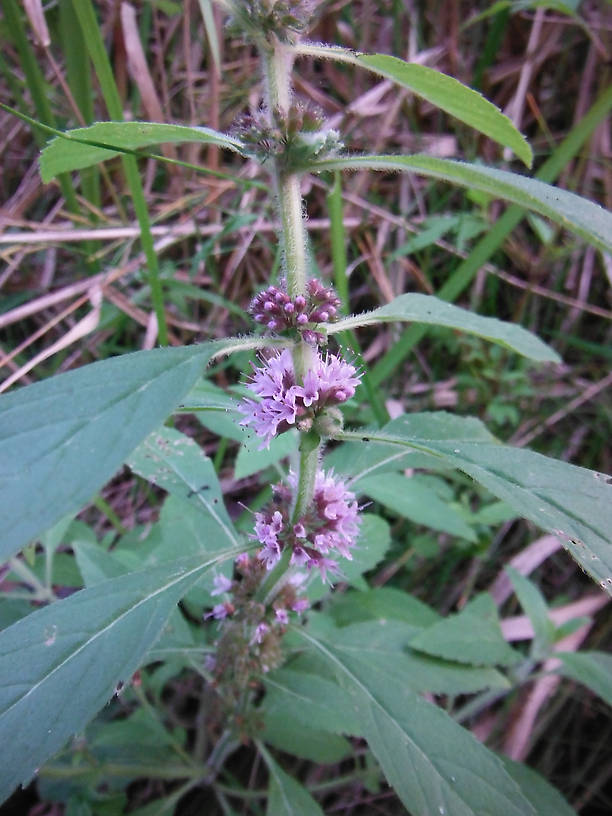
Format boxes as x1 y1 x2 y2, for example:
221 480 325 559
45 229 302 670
339 413 612 594
40 121 244 181
313 155 612 255
0 339 250 562
0 547 242 804
556 651 612 708
325 292 560 363
296 625 534 816
258 743 325 816
294 43 532 166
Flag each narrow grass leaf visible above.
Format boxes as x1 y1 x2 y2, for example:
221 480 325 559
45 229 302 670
314 155 612 255
40 121 244 182
0 341 231 561
0 548 241 803
326 293 560 363
294 43 531 165
297 626 534 816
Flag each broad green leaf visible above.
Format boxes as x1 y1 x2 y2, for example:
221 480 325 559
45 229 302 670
0 340 246 563
556 651 612 707
356 472 477 541
262 710 352 763
294 44 531 165
329 587 441 628
0 547 241 803
297 626 534 816
142 495 236 602
313 155 612 255
260 745 325 816
409 600 522 667
263 668 362 736
500 757 577 816
326 292 560 363
178 380 245 441
234 429 299 480
319 619 510 694
40 121 244 181
325 412 495 482
73 541 127 587
127 427 236 539
341 412 612 593
339 513 391 589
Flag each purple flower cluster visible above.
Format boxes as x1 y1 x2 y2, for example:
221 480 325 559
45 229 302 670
249 279 340 343
238 348 361 448
252 469 361 582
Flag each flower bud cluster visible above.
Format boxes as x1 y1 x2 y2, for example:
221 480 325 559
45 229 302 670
229 0 314 44
204 554 309 727
233 103 342 170
238 347 360 448
252 468 360 582
249 278 340 343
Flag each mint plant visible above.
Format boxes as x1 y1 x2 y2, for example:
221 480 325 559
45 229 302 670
1 1 611 813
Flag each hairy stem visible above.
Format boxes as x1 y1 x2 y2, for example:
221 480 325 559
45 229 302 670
260 34 321 525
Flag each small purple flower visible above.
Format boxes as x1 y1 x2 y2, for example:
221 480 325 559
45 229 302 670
292 598 309 613
239 349 361 449
251 622 270 644
211 574 233 596
274 608 289 625
205 602 232 620
251 468 361 582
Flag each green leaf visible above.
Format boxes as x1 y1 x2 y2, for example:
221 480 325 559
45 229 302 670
341 412 612 593
356 472 477 541
259 744 325 816
556 651 612 707
506 567 555 655
320 619 510 694
329 587 440 628
313 155 612 255
262 710 352 763
306 514 391 600
326 292 560 363
0 547 241 803
178 380 246 441
409 598 522 667
358 54 532 166
294 44 532 166
0 341 230 562
263 668 362 736
143 495 236 602
40 121 244 181
325 412 495 482
234 430 299 480
127 426 237 542
297 626 534 816
499 757 577 816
